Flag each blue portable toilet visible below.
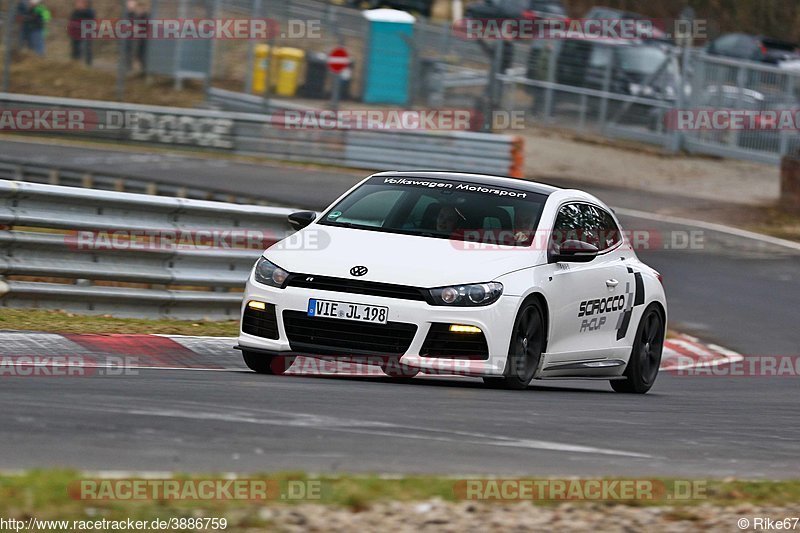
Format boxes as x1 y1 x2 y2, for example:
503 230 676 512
362 9 416 105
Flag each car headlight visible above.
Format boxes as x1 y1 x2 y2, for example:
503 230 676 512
253 257 289 288
428 282 503 307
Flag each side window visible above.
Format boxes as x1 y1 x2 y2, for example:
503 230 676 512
551 203 587 251
593 206 622 250
551 203 620 252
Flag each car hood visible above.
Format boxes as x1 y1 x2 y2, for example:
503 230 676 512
265 224 544 288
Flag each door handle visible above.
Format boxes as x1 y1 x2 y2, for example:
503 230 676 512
606 279 619 288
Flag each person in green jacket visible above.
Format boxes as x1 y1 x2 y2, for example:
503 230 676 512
23 0 51 56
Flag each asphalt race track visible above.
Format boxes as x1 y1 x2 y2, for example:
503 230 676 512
2 369 798 477
1 138 799 478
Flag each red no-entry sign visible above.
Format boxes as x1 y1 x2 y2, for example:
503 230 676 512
327 47 351 74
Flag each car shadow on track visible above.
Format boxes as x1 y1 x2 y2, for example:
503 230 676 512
238 370 624 394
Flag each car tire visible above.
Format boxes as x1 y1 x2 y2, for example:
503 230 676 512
611 304 664 394
484 299 544 390
242 350 295 375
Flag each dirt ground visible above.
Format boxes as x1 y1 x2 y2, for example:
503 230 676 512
521 126 780 207
6 50 205 106
518 127 800 241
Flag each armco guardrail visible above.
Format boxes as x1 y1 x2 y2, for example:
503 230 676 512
0 155 265 204
0 93 524 177
0 180 296 319
205 87 316 115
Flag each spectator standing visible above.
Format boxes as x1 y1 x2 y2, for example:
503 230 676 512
124 0 149 72
23 0 50 56
69 0 96 65
16 0 30 50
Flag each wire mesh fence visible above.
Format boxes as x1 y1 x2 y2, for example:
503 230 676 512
4 1 800 167
435 40 800 165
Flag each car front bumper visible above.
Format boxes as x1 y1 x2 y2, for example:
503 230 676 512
237 278 520 377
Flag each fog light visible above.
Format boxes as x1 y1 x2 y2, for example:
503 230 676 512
247 300 267 311
449 324 482 334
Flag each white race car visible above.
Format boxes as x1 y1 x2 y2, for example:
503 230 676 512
237 171 667 393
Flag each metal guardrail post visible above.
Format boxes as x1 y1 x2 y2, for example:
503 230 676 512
482 42 504 132
244 0 263 94
779 74 796 157
543 46 557 121
173 0 188 91
206 0 222 97
1 0 14 93
116 0 128 100
731 64 748 149
578 93 587 130
598 53 613 129
669 47 692 153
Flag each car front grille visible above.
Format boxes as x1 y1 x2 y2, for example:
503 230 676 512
285 274 427 301
241 305 279 340
282 311 417 356
420 323 489 360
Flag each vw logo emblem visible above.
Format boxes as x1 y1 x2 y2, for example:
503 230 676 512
350 265 368 277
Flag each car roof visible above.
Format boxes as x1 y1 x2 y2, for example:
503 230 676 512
370 171 562 196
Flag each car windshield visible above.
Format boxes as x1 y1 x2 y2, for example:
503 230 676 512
617 46 669 75
532 3 566 15
319 176 548 247
587 8 622 18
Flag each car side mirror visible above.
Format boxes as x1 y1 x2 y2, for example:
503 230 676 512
288 211 316 231
551 239 599 263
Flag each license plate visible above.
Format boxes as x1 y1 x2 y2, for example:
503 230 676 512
307 298 388 324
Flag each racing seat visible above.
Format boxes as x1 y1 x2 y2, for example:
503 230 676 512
482 207 512 231
420 203 442 231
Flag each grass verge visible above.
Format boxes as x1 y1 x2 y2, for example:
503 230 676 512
0 308 238 336
748 206 800 243
1 470 799 528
